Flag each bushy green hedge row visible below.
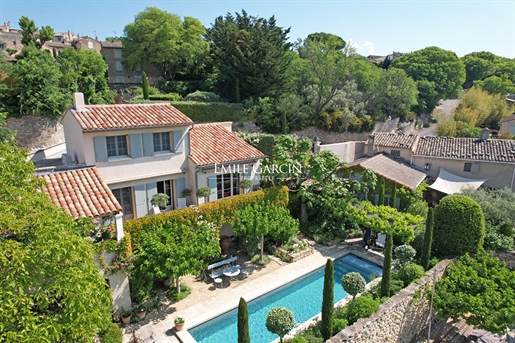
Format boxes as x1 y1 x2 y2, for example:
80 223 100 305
124 186 289 248
170 101 245 122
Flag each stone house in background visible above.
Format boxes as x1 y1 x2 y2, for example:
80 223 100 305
37 166 131 311
500 114 515 136
61 92 263 221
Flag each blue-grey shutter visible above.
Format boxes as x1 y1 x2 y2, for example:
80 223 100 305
173 130 183 154
130 134 142 158
176 177 186 198
374 194 379 205
146 182 157 211
134 184 148 217
93 136 108 162
142 133 154 156
208 176 217 202
395 197 401 209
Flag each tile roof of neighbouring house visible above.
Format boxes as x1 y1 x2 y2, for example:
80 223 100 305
500 114 515 123
372 132 419 149
101 41 122 48
39 167 122 219
414 136 515 162
189 123 265 166
68 103 193 132
349 153 426 190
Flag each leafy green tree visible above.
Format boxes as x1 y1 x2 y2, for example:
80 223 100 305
475 74 515 95
9 47 70 118
396 263 425 287
207 10 292 102
461 187 515 227
18 16 54 49
432 250 515 334
380 233 393 297
142 71 149 100
238 297 250 343
461 51 498 88
433 195 485 257
420 207 434 270
139 218 220 293
321 259 334 341
266 307 295 343
56 48 114 104
391 46 465 114
341 272 366 300
452 87 511 128
0 143 112 341
123 7 209 81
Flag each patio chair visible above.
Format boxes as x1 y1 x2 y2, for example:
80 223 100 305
376 233 386 250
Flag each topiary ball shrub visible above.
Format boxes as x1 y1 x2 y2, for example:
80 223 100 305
396 263 425 287
394 244 416 266
266 307 295 342
433 195 485 257
346 295 379 325
341 272 366 299
499 223 513 238
185 91 223 102
98 323 123 343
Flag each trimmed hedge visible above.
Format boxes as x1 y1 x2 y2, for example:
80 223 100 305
346 295 379 325
124 186 289 248
170 101 245 123
433 195 485 257
396 263 425 287
98 323 122 343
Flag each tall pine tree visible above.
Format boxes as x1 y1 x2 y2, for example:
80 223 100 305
238 297 250 343
420 207 434 270
321 259 334 341
380 233 393 297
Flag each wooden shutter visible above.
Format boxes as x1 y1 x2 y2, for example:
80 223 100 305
173 130 183 154
146 182 157 211
93 136 108 162
134 184 147 218
130 134 142 158
208 176 217 202
176 177 186 198
142 133 154 156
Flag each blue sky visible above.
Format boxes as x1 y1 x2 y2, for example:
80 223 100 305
1 0 514 58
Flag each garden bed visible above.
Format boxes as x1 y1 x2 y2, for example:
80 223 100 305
270 239 313 263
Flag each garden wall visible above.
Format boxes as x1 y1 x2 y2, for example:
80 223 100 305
328 259 453 343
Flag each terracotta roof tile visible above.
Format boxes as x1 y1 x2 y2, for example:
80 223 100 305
372 132 419 149
414 136 515 162
349 154 426 190
189 123 264 166
40 167 122 220
101 41 122 48
68 103 193 132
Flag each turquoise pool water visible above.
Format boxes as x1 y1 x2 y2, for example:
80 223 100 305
189 253 383 343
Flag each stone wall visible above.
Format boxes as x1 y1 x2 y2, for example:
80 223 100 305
6 115 65 151
328 259 453 343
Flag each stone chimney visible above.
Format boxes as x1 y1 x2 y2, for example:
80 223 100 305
73 92 86 111
481 127 490 141
367 135 375 157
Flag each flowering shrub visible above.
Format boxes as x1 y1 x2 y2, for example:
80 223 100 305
109 251 135 276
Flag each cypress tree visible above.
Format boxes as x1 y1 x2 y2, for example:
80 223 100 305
142 71 149 100
378 179 385 206
380 233 393 297
321 259 334 341
391 182 397 208
420 207 434 270
238 297 250 343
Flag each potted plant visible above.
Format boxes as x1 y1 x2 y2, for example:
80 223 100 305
121 308 132 325
240 178 254 192
181 188 192 197
136 304 146 320
197 186 211 203
174 316 185 331
151 193 169 210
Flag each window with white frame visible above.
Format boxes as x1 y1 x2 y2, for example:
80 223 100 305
391 150 401 157
217 173 240 199
153 132 171 153
106 135 128 157
464 163 472 172
424 163 432 171
112 187 133 218
88 41 94 49
114 49 122 58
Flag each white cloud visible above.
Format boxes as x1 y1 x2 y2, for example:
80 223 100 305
348 39 375 56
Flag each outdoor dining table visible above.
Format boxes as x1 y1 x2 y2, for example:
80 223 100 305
222 266 240 279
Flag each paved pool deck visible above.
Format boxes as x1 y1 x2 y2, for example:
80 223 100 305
123 240 384 343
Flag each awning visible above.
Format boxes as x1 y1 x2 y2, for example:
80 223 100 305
429 168 487 194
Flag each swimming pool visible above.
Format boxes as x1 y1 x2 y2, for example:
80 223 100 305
189 253 383 343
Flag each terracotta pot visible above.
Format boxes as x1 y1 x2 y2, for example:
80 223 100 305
175 323 185 331
121 314 131 325
220 236 231 253
136 310 146 320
